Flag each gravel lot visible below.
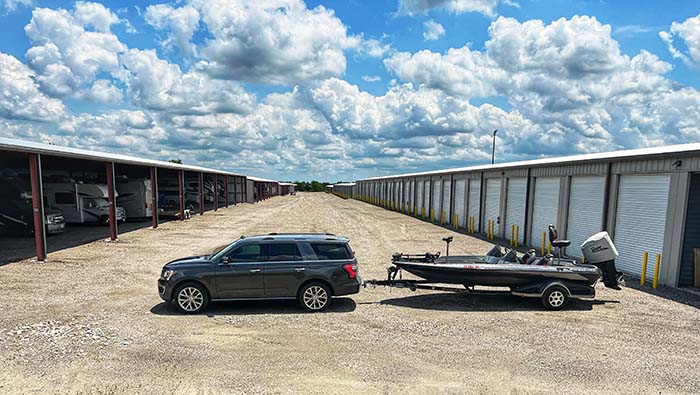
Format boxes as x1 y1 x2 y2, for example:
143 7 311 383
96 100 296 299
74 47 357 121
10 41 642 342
1 192 699 394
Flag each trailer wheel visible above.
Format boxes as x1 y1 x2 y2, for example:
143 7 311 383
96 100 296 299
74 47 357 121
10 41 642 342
541 285 569 310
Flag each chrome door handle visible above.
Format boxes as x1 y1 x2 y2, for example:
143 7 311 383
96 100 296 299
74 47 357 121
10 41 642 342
294 267 306 272
249 269 262 273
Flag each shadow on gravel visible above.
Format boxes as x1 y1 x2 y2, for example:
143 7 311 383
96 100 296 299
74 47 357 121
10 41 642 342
367 292 618 312
150 297 357 316
622 278 700 309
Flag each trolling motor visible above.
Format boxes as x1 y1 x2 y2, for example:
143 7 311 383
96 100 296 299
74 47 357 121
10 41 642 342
442 236 453 257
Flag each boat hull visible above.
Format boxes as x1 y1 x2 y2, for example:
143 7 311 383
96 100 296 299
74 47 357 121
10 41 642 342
394 261 602 288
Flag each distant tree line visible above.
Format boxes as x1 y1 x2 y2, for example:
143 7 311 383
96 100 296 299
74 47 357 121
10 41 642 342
294 181 328 192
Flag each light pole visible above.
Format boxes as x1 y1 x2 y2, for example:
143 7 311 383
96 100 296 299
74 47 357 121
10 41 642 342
491 129 498 164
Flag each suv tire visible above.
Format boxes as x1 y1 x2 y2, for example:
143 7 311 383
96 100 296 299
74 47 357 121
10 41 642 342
298 282 332 312
174 282 210 314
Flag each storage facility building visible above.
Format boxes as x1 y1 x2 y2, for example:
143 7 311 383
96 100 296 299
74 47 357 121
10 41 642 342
330 183 356 199
354 143 700 289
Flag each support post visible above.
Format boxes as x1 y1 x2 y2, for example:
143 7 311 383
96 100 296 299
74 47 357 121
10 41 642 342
224 175 229 208
106 162 117 241
179 170 185 220
150 167 158 229
199 172 204 215
28 153 46 261
214 174 218 211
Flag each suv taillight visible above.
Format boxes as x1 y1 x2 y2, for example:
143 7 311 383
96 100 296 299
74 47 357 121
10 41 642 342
343 263 358 279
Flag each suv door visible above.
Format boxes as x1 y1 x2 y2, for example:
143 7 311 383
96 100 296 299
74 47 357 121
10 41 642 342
263 242 306 297
215 243 266 298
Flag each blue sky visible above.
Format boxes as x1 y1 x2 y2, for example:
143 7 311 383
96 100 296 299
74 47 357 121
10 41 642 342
1 0 699 181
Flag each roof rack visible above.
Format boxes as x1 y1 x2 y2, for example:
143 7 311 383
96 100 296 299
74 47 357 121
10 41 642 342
267 232 336 236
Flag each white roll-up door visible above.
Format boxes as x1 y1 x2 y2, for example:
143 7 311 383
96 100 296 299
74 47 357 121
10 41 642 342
416 181 424 214
424 180 431 217
505 178 527 244
567 176 606 258
614 174 670 280
408 180 414 209
432 180 442 220
529 177 560 246
454 179 467 228
442 179 452 223
485 178 502 235
468 179 481 231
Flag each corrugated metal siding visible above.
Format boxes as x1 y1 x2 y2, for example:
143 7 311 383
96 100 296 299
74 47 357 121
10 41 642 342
567 176 606 258
614 174 670 279
679 174 700 286
468 179 481 231
505 178 527 244
530 177 560 246
423 180 431 216
531 163 607 177
454 179 467 228
416 180 424 213
485 178 502 235
612 156 700 174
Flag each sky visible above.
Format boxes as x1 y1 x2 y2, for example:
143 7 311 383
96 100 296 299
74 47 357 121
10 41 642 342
0 0 699 182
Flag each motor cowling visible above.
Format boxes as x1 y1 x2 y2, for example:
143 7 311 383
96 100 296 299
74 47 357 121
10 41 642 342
581 232 623 289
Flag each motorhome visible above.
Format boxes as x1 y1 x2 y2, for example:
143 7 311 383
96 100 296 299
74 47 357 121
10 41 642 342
116 178 154 219
0 176 65 235
43 178 126 224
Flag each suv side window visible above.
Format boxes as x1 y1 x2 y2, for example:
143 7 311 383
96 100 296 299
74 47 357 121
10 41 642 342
310 243 351 260
226 244 264 262
268 243 302 262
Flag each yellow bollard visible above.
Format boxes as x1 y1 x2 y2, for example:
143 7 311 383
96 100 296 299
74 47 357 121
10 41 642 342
430 209 435 222
441 211 446 225
489 220 494 240
515 226 520 248
470 217 474 234
487 220 491 239
653 254 661 289
548 241 552 255
541 232 546 256
511 224 515 246
641 251 648 286
422 207 426 218
454 214 458 229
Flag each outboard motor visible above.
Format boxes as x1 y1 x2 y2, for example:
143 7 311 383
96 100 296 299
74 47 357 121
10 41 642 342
581 232 623 290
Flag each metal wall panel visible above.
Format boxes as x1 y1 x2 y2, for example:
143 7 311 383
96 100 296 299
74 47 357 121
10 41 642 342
614 174 670 280
485 178 502 235
567 176 606 258
454 179 467 228
468 179 481 231
416 180 424 213
505 178 527 244
529 177 560 246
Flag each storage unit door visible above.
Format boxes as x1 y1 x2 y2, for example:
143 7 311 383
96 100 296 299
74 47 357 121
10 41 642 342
442 179 452 223
614 174 670 280
416 181 424 213
431 180 442 220
484 178 502 235
566 176 606 258
468 179 481 231
454 179 467 228
505 178 527 244
529 177 560 246
424 181 431 216
408 180 414 210
680 174 700 286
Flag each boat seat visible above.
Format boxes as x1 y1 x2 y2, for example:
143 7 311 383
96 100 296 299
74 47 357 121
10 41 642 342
548 224 571 250
552 240 571 248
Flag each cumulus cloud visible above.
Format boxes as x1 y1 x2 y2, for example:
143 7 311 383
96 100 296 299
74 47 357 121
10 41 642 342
0 53 66 122
362 75 381 82
120 49 256 114
24 3 126 99
144 3 200 56
660 14 700 68
398 0 500 17
191 0 360 85
2 0 33 13
423 20 445 40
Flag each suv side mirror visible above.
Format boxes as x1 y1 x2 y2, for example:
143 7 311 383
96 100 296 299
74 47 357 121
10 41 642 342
220 256 230 264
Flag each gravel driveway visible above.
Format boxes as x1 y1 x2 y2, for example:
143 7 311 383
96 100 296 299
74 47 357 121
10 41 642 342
1 192 699 394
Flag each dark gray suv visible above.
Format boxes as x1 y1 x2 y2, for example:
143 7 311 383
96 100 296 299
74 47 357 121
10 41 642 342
158 233 361 313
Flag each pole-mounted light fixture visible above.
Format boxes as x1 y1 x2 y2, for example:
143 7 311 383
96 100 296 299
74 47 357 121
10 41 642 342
491 130 498 165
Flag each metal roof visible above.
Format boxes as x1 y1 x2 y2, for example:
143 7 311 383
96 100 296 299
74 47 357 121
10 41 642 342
357 142 700 181
333 182 356 186
247 175 278 183
0 137 245 177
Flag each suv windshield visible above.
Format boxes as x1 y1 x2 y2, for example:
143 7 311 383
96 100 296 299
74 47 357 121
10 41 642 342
310 243 352 260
